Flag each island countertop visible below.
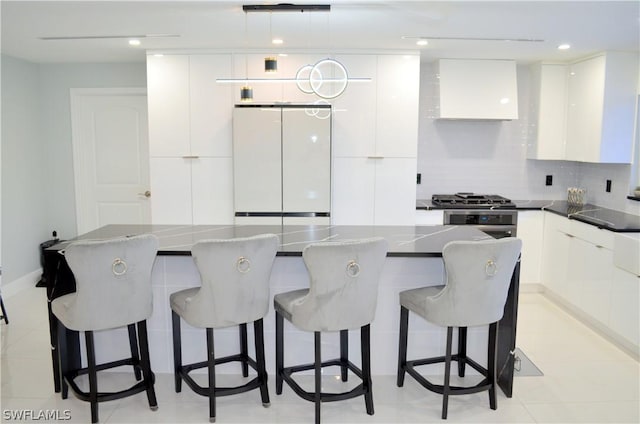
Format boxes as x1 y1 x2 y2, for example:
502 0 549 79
48 224 493 257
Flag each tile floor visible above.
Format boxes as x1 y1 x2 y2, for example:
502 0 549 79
1 287 638 423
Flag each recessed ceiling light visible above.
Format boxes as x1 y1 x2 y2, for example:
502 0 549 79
272 38 284 45
128 39 141 46
416 39 428 46
558 43 571 50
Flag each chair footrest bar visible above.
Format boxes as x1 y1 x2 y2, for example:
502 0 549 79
64 372 154 403
405 364 491 395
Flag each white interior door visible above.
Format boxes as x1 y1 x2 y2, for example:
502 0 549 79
71 88 151 235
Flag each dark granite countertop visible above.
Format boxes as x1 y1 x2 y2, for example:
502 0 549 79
416 199 640 232
47 224 493 257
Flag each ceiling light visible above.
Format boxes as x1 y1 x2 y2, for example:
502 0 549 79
558 43 571 50
416 39 428 46
128 39 141 46
272 38 284 45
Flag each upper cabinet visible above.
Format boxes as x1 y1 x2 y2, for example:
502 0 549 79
529 52 639 163
435 59 518 120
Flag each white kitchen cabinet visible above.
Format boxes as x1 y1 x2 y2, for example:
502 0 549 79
150 157 234 225
436 59 518 120
528 63 567 160
541 212 571 297
541 211 638 355
147 54 190 157
415 210 444 225
609 266 640 347
564 52 638 163
189 55 233 157
332 157 416 225
516 211 544 285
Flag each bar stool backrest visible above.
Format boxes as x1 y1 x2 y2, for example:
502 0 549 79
292 237 388 332
188 234 279 328
425 237 522 327
61 234 159 331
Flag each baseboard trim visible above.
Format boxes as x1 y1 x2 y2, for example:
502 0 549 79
1 269 42 298
542 288 639 361
520 283 544 293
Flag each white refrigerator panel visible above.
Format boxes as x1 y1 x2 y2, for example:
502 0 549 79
282 108 331 213
232 107 282 212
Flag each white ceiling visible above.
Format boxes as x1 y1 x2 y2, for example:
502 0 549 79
1 1 639 64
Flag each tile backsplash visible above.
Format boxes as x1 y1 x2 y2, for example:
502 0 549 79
416 62 638 214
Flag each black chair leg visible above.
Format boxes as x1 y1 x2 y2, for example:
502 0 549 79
275 311 284 395
207 328 216 423
137 321 158 410
56 320 69 400
458 326 467 377
340 329 349 382
442 327 453 420
85 331 99 424
314 331 322 424
0 294 8 324
488 322 498 410
171 311 182 393
239 323 249 377
128 324 142 381
361 325 374 415
253 319 270 406
397 306 409 387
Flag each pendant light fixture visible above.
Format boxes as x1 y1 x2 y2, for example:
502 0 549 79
240 11 253 101
264 12 278 72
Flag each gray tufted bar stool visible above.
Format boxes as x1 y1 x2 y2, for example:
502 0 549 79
51 234 159 423
170 234 279 423
274 237 388 424
397 237 522 419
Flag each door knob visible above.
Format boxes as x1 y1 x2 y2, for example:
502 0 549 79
138 190 151 198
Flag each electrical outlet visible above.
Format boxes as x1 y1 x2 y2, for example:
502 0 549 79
416 173 421 184
606 179 612 192
545 175 553 186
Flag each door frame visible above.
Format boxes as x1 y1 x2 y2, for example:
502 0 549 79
70 87 148 235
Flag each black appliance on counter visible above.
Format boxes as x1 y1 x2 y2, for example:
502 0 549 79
433 193 517 238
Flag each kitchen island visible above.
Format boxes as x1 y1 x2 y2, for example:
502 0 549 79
44 224 520 397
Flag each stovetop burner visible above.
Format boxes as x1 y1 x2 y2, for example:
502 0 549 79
432 193 515 208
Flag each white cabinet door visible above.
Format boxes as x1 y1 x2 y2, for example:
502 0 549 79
565 56 606 162
437 59 518 120
609 267 640 346
416 210 444 225
570 237 613 325
373 158 417 225
332 158 375 225
147 55 190 157
375 55 420 158
528 63 567 160
189 55 233 157
149 157 192 224
332 55 377 158
282 108 331 213
232 107 282 213
541 213 571 297
192 158 234 225
517 211 544 284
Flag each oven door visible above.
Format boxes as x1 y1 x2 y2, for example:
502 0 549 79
475 225 517 239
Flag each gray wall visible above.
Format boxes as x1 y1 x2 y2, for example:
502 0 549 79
416 62 639 214
1 55 146 286
1 55 49 284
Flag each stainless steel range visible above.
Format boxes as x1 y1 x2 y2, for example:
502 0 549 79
434 193 518 238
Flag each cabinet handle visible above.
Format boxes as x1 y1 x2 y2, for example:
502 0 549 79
367 156 385 159
182 155 200 159
595 245 604 249
564 233 574 238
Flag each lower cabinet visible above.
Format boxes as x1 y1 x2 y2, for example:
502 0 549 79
541 211 638 355
150 157 234 225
